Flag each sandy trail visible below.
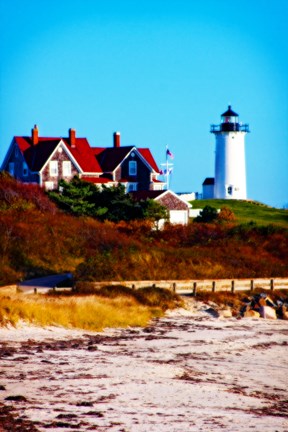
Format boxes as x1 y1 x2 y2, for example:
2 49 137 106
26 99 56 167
0 302 288 432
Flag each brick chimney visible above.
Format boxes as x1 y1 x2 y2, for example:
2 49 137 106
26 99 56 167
69 128 76 148
113 132 120 148
31 125 39 145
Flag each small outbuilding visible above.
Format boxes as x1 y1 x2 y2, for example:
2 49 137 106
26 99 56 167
202 177 215 199
131 189 191 227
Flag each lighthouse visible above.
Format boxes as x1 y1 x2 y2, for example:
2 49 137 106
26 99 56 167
210 105 249 200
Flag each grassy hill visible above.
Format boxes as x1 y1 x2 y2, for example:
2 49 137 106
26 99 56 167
0 174 287 285
190 199 288 227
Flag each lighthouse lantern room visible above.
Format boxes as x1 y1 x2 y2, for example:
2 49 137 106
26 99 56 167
210 105 250 200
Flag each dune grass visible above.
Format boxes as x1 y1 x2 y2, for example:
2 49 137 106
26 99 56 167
0 285 182 331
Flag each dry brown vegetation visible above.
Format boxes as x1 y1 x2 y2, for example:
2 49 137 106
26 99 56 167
0 285 182 330
0 173 288 286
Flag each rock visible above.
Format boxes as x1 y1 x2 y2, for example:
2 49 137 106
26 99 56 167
219 308 232 318
5 395 27 402
205 308 220 318
243 309 260 318
281 305 288 320
259 306 277 320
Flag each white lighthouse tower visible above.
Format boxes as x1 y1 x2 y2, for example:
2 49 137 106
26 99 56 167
210 105 249 199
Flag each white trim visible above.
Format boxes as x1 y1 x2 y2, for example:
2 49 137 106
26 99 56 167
153 189 192 208
111 147 157 176
39 140 84 174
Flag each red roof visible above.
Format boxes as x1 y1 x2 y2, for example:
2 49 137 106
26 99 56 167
14 133 160 177
91 146 160 173
138 148 159 172
81 176 112 184
14 136 102 173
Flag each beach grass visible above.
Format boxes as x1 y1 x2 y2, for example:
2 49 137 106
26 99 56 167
0 285 182 331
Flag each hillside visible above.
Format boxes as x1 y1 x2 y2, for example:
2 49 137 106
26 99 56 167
0 174 287 285
190 199 288 227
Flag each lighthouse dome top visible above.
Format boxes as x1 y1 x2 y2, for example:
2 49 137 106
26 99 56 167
210 105 250 133
221 105 239 117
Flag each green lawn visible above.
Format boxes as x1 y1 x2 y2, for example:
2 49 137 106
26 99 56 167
189 199 288 227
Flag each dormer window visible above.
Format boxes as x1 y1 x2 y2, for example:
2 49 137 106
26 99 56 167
129 160 137 176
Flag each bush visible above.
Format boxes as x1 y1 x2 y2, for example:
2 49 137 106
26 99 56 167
194 205 218 223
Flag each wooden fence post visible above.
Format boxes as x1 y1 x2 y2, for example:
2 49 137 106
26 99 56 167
212 281 216 292
172 283 176 293
250 280 254 292
193 282 197 296
231 280 235 293
270 279 274 291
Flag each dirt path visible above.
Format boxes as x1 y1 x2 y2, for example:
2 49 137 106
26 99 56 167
0 305 288 431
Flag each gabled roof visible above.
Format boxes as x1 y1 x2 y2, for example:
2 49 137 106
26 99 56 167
131 189 191 209
14 136 102 173
92 146 160 173
138 148 159 172
131 190 165 200
93 146 134 172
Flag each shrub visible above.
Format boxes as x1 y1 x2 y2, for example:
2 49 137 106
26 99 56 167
194 205 218 223
217 206 236 222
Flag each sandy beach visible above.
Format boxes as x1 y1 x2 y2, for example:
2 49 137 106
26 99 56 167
0 299 288 432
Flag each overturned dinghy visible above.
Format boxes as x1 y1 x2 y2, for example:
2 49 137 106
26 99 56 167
17 273 74 294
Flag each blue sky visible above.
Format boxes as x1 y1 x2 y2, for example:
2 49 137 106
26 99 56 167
0 0 287 208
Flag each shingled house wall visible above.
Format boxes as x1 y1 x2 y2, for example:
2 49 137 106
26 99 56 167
41 147 79 188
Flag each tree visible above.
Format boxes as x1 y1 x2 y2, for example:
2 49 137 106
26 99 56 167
141 199 168 223
194 205 218 223
48 177 167 223
48 177 103 217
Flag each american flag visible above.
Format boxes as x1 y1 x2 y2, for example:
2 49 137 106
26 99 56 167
166 148 174 159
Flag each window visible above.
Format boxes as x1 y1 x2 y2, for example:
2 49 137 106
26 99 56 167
127 183 137 192
22 162 28 177
62 161 71 176
8 162 14 176
129 160 137 176
227 185 233 195
45 181 54 190
49 161 58 176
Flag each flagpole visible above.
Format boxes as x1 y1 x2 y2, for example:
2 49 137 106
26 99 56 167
161 146 173 190
166 145 169 190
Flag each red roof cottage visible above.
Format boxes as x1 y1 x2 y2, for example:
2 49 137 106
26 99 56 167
1 126 165 192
